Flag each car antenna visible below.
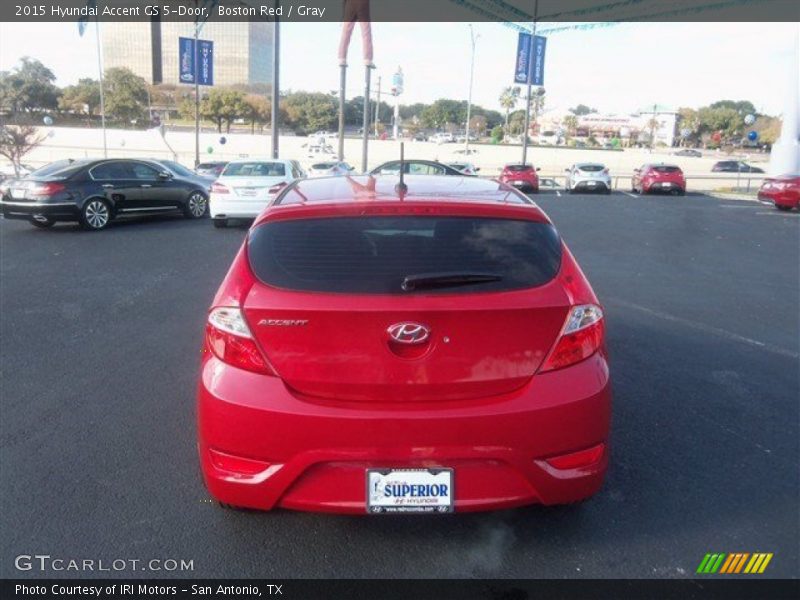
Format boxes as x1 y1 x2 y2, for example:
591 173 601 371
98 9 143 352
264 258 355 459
395 142 407 196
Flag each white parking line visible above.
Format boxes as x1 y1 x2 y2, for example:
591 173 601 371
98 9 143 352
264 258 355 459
556 191 561 197
607 298 799 359
621 191 638 198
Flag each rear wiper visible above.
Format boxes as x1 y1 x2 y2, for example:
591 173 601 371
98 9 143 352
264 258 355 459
401 272 503 292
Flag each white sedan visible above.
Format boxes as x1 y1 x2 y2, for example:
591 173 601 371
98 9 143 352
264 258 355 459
210 159 305 228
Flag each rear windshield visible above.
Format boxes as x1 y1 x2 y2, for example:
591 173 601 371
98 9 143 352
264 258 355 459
32 160 90 179
311 163 336 169
198 162 225 169
224 162 286 177
248 216 562 294
578 165 604 172
505 165 533 172
652 166 681 173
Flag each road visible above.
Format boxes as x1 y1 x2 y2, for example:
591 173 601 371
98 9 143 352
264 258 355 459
1 192 797 578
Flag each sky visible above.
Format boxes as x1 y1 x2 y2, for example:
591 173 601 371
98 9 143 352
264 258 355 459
0 21 796 116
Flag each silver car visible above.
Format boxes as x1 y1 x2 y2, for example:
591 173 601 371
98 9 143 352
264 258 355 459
565 163 612 194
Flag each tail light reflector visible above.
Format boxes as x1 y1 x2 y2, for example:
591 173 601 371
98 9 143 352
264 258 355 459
205 307 274 375
210 182 229 194
540 304 605 372
545 443 605 470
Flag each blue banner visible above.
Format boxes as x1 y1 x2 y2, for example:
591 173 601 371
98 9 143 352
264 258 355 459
179 37 214 86
179 37 195 84
198 39 214 86
514 33 546 86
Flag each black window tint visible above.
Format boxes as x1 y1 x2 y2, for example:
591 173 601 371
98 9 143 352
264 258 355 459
131 163 160 180
248 216 562 294
224 162 286 177
653 166 680 173
578 165 604 172
91 162 134 179
505 165 533 172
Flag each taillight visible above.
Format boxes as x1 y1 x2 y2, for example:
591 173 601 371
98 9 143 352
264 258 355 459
205 307 274 375
602 168 609 175
540 304 605 372
210 182 229 194
28 182 66 197
268 181 287 195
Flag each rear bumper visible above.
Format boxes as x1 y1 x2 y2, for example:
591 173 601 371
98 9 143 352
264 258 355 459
209 196 270 219
759 190 798 209
501 180 539 193
643 181 684 193
197 352 612 514
570 179 611 192
0 199 80 221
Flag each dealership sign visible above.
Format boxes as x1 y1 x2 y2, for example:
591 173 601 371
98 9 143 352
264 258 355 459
514 33 546 86
179 37 214 86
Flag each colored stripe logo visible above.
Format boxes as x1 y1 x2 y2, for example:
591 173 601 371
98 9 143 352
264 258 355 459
697 553 773 574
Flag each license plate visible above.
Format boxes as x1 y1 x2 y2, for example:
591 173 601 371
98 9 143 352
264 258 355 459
587 181 597 186
11 188 26 199
512 180 525 186
238 188 258 197
662 182 672 187
367 468 454 513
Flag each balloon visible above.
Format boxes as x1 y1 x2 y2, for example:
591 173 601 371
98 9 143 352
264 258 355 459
747 130 758 141
207 146 214 154
219 136 227 145
43 116 53 126
744 114 756 126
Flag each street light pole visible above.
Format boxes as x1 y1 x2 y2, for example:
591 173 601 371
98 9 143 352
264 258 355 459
464 24 477 155
193 12 200 168
271 15 280 159
374 76 381 137
94 19 107 158
521 0 538 165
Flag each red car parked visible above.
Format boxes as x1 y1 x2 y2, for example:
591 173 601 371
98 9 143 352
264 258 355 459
758 174 800 211
632 164 686 195
198 175 611 514
499 163 540 193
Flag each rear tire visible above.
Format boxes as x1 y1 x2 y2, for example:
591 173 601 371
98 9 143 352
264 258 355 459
213 218 228 228
776 204 793 212
30 217 54 229
184 191 208 219
80 198 112 231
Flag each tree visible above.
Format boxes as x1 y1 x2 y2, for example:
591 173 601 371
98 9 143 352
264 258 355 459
490 125 504 143
569 104 597 116
0 57 60 114
710 100 757 116
282 91 337 134
420 99 466 130
58 78 101 119
243 94 270 133
469 114 487 137
0 124 44 176
499 86 520 132
562 114 579 140
103 67 148 124
200 88 248 133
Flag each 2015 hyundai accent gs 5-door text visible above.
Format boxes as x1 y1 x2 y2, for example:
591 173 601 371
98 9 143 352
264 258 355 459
198 175 612 514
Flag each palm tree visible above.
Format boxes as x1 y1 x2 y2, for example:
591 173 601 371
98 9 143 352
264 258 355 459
499 86 521 133
562 114 579 140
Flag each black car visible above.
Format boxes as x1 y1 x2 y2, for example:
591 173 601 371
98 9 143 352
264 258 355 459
369 160 473 177
711 160 765 173
0 158 209 230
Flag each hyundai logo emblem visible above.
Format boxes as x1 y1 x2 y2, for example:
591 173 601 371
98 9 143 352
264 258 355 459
387 322 431 345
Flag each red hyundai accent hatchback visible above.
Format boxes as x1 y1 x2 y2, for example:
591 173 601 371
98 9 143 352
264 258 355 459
198 175 611 514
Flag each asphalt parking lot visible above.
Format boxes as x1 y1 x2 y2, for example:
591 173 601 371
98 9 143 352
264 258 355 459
1 191 797 578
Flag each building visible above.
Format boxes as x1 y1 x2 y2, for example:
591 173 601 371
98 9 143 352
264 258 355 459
536 105 678 147
101 20 273 87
